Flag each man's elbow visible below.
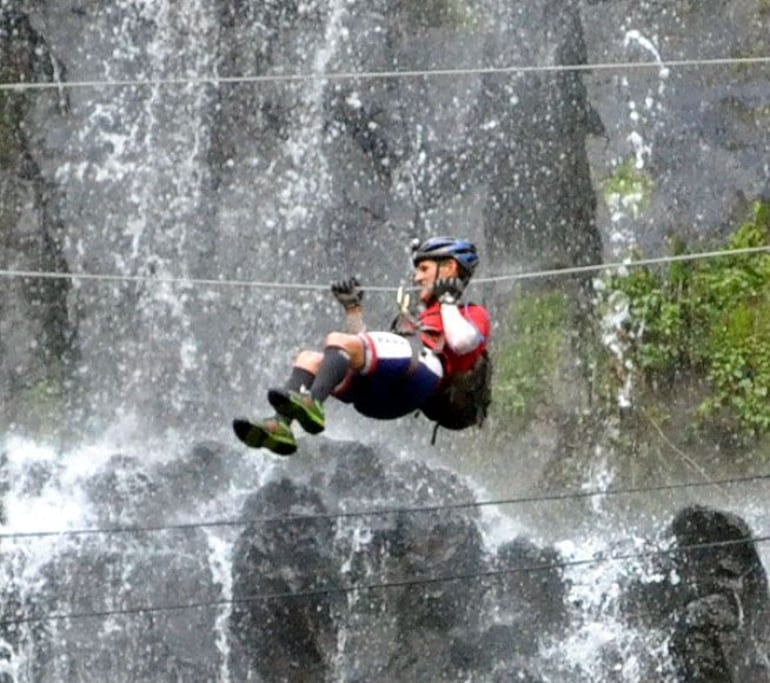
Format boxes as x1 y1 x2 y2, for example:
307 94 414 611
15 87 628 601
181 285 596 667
446 331 483 355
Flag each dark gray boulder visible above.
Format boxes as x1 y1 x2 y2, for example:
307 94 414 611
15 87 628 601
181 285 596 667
622 504 770 682
670 505 770 682
227 438 563 682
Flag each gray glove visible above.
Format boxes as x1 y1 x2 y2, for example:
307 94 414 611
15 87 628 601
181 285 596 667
331 277 364 310
432 277 465 304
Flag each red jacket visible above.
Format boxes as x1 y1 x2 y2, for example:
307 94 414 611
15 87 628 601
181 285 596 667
418 301 490 375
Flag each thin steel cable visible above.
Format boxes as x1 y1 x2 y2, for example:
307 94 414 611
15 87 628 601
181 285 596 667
1 533 768 627
0 267 394 292
1 244 768 293
2 55 770 92
474 245 770 285
2 471 768 541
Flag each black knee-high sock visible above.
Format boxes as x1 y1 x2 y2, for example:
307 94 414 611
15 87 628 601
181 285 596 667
310 347 351 402
285 366 315 393
270 367 316 425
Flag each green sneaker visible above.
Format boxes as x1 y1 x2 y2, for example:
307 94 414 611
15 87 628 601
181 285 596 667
232 417 297 455
267 388 325 434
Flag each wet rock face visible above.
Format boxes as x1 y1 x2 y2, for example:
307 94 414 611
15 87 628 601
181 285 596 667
229 446 770 682
227 439 566 682
0 530 223 682
228 478 341 682
581 0 770 255
622 504 770 682
0 445 249 683
0 9 75 435
670 505 770 682
1 437 768 681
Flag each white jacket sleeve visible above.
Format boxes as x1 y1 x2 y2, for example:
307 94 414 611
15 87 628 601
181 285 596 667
440 303 484 355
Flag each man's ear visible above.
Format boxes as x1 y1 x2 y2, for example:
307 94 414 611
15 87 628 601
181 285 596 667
442 260 460 278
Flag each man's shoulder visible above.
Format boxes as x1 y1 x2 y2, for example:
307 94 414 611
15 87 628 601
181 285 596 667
460 301 491 328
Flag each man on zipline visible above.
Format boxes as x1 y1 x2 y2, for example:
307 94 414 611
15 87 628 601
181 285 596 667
233 236 490 455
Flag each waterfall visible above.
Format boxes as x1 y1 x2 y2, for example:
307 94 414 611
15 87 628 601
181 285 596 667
41 1 222 434
0 434 277 681
2 0 770 680
601 29 668 254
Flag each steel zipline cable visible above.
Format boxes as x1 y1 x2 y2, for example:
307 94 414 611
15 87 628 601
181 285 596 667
1 54 770 92
1 532 768 628
1 471 769 542
1 244 769 294
2 46 768 294
1 47 768 293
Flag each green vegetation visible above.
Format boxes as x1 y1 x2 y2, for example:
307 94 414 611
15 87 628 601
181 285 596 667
21 377 65 424
0 91 24 165
14 352 69 440
601 159 655 218
400 0 480 30
0 41 29 167
599 201 770 440
493 289 570 424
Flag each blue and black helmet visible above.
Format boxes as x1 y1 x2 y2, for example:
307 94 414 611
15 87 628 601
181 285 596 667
411 236 479 281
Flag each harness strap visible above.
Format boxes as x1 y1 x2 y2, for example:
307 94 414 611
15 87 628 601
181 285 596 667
404 333 425 377
403 333 445 445
430 422 440 445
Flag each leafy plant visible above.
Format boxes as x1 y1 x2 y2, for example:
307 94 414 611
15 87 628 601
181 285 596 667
0 91 25 166
493 289 570 422
598 201 770 440
602 159 655 218
401 0 480 30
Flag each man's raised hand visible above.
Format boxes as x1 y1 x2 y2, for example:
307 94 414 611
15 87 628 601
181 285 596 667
432 277 464 304
331 277 364 310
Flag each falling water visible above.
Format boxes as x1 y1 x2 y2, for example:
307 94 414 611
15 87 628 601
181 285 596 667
2 0 769 680
603 29 669 253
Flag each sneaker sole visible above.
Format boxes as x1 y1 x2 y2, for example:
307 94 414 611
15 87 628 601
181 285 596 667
232 418 297 456
267 389 325 435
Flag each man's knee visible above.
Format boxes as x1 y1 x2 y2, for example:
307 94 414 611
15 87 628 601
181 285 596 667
325 331 358 351
325 332 364 369
294 349 323 371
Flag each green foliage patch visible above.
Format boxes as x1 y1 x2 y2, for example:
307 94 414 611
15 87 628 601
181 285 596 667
600 201 770 439
602 159 655 218
493 289 570 423
400 0 480 30
0 91 25 165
